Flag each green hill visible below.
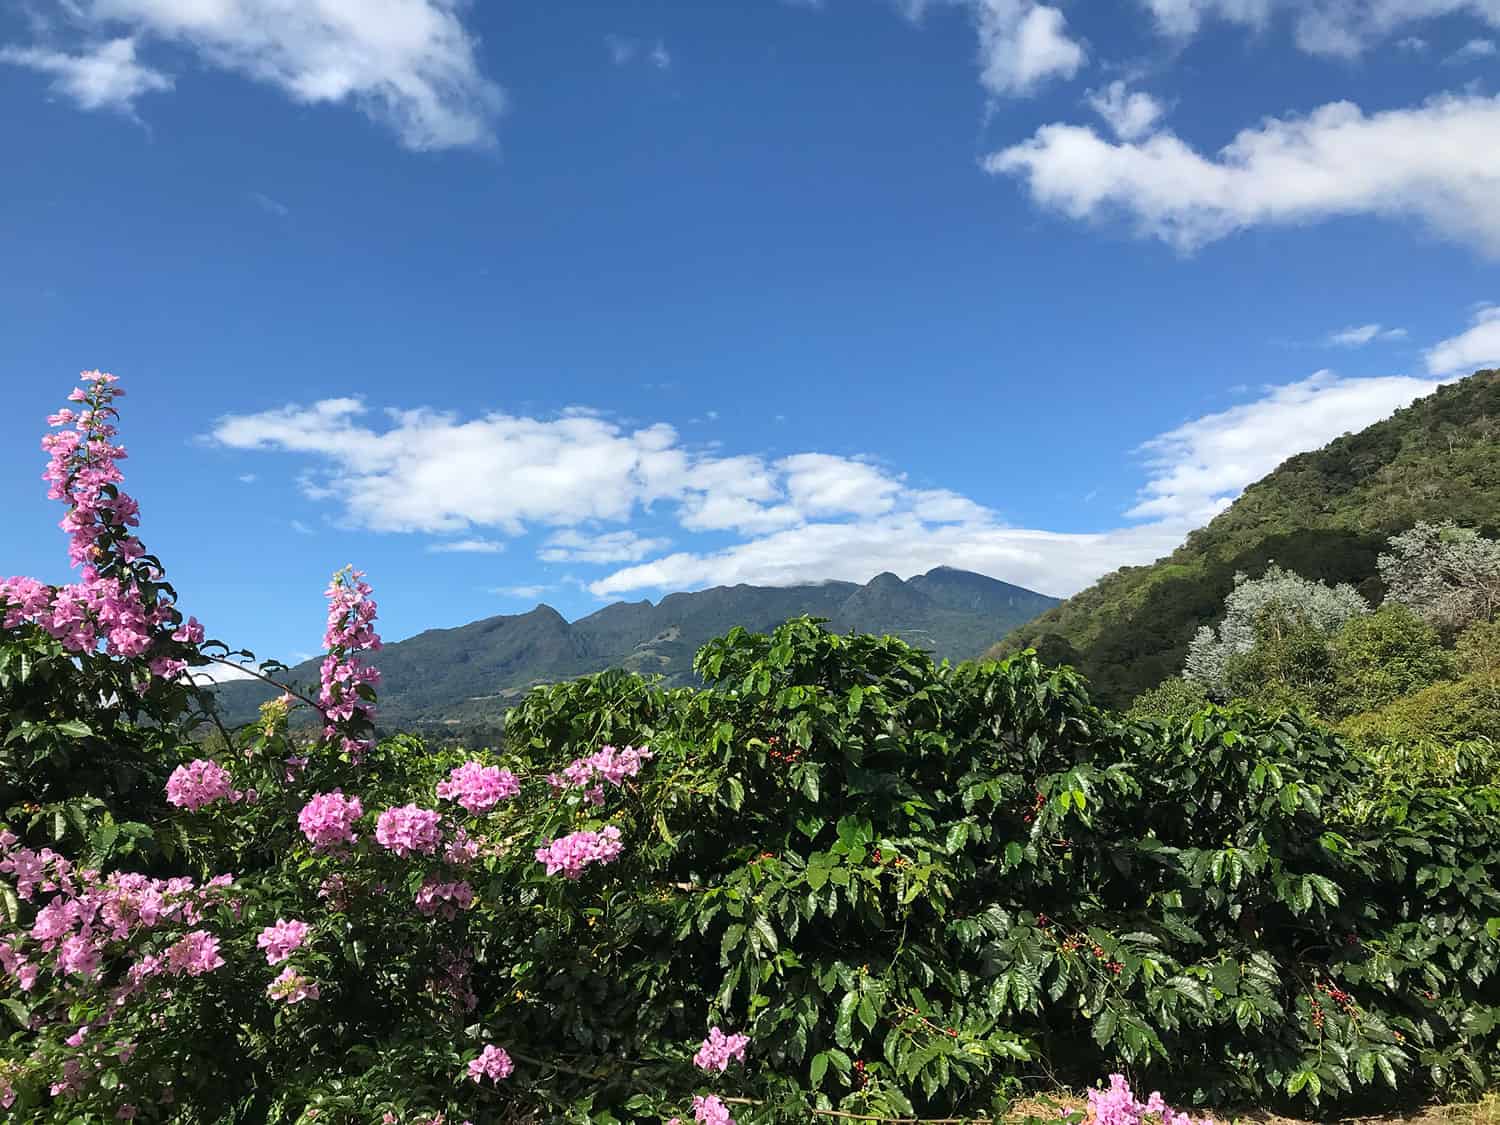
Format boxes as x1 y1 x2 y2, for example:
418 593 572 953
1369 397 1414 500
215 566 1057 731
987 369 1500 708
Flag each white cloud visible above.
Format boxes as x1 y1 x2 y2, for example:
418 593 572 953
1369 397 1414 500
249 191 289 216
488 584 549 600
1086 80 1166 141
1127 370 1445 522
0 36 171 113
539 530 671 564
1295 2 1500 57
12 0 502 148
606 34 671 70
290 519 314 535
1139 0 1273 37
188 660 263 685
215 368 1454 603
605 34 637 64
974 0 1086 95
1327 323 1408 346
1139 0 1500 56
1425 305 1500 374
589 518 1186 601
987 94 1500 255
1397 34 1430 49
1447 36 1498 61
237 472 258 483
427 538 506 554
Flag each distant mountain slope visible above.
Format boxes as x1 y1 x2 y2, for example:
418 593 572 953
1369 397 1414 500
988 369 1500 708
215 567 1058 727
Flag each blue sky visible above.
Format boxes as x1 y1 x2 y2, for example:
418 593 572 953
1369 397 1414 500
2 0 1499 667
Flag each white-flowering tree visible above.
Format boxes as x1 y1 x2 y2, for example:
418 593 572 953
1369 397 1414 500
1183 565 1369 696
1378 521 1500 633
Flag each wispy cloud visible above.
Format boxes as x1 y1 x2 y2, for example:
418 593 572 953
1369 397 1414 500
1447 37 1497 63
606 34 671 70
428 538 506 554
249 191 289 217
0 37 171 116
1326 323 1407 347
237 473 258 484
4 0 502 149
488 584 549 600
1128 370 1445 523
290 519 314 535
1425 304 1500 374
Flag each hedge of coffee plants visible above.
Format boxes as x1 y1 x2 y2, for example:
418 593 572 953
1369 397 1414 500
3 373 1500 1124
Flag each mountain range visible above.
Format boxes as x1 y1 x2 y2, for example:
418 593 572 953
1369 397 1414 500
989 368 1500 707
214 566 1058 732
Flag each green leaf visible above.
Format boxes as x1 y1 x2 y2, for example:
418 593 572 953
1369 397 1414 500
810 1052 829 1087
836 991 859 1048
720 924 745 964
1091 1008 1118 1047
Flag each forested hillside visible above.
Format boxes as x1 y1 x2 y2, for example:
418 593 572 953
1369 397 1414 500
990 370 1500 707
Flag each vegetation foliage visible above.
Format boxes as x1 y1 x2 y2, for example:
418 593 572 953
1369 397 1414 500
991 371 1500 707
6 373 1500 1124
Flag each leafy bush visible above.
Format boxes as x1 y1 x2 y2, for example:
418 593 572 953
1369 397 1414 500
6 373 1500 1124
1126 677 1209 723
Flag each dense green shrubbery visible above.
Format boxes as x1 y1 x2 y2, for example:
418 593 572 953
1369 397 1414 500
7 373 1500 1123
498 623 1500 1117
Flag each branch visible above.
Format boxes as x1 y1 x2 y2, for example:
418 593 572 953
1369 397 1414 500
200 654 326 718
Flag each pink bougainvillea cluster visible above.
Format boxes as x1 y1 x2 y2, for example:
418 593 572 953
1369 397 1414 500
165 759 233 811
467 1044 514 1084
692 1028 749 1073
547 744 653 797
534 826 624 879
298 790 364 852
436 761 520 815
1088 1074 1217 1125
375 804 443 858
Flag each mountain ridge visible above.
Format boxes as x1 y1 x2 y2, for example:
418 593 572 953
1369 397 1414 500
214 567 1058 730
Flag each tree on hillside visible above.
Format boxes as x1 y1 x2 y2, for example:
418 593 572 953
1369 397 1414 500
1327 603 1452 718
1183 565 1368 698
1379 520 1500 633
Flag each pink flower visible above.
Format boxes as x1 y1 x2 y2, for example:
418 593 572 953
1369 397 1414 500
435 761 520 815
375 804 442 857
693 1028 750 1073
414 877 474 919
534 826 624 879
256 919 310 965
267 965 319 1004
165 930 224 976
165 759 232 811
466 1045 514 1083
298 791 363 851
692 1095 735 1125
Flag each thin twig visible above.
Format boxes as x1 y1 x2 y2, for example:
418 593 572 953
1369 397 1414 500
201 654 326 717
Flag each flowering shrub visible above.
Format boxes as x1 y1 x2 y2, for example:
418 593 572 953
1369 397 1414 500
4 371 1500 1124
